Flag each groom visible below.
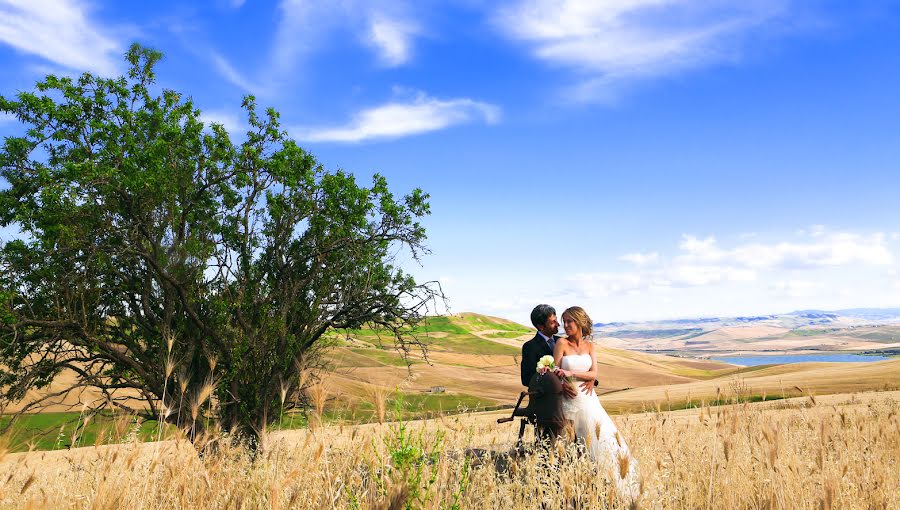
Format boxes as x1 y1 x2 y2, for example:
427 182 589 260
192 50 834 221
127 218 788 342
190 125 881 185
520 304 596 395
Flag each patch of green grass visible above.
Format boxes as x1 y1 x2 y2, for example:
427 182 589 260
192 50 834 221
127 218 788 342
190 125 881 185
458 315 530 333
483 331 527 339
849 329 900 342
272 392 498 427
673 394 789 410
670 366 728 379
429 334 519 355
411 316 470 335
786 328 836 337
638 394 791 414
0 412 175 452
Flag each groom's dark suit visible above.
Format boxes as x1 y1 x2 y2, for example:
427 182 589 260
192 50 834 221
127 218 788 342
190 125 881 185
520 332 557 387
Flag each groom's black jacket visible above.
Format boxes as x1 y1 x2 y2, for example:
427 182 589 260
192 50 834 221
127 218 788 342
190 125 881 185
520 333 556 387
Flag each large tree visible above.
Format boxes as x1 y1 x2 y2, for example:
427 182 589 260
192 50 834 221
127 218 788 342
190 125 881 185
0 44 440 445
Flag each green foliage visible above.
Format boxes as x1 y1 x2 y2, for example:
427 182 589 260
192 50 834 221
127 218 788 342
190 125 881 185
376 396 444 509
0 44 440 445
446 442 471 510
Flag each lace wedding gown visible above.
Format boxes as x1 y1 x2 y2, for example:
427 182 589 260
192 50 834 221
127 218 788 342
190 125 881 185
560 353 640 499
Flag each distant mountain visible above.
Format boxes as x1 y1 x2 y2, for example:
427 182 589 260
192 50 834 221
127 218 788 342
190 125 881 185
831 308 900 320
591 307 900 355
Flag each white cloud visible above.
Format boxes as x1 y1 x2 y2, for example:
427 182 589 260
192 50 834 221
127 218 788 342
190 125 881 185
367 15 418 67
771 280 822 298
570 228 894 298
809 224 827 237
199 110 245 135
494 0 790 101
676 232 893 270
295 92 500 143
620 252 658 265
0 111 15 124
270 0 332 79
0 0 121 76
263 0 420 87
210 1 422 95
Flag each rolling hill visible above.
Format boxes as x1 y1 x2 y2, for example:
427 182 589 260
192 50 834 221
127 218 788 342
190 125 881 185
321 312 900 419
320 313 738 413
8 312 900 422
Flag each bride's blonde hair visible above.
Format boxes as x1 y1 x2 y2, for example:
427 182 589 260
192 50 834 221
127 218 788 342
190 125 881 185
562 306 593 339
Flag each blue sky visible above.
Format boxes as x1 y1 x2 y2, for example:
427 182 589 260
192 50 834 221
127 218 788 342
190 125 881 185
1 1 900 324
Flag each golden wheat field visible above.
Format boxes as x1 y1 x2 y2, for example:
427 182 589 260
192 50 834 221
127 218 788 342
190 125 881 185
1 390 898 509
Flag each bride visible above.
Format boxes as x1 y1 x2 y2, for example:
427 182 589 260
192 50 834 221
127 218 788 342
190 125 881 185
553 306 641 501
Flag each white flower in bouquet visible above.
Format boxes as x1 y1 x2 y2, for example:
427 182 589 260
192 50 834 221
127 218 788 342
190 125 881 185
536 355 555 375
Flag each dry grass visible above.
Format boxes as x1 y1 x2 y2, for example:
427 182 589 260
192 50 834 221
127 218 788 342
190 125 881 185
1 390 898 509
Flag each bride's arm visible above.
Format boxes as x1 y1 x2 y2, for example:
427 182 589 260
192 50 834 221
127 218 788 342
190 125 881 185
553 339 565 368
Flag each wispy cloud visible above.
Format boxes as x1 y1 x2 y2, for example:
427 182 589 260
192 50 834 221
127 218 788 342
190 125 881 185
269 0 333 80
0 0 121 76
570 229 893 298
676 232 893 270
771 279 823 298
367 15 419 67
620 252 659 266
495 0 791 101
294 91 500 143
199 110 245 135
210 52 268 96
0 111 15 124
269 0 421 86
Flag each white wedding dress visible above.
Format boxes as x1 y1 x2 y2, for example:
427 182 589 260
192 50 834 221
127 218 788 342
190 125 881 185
560 353 641 500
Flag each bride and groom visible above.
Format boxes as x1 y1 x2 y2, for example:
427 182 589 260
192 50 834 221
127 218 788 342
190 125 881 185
520 304 641 500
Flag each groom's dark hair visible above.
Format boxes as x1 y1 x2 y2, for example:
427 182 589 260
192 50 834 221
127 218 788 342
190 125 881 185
530 304 556 329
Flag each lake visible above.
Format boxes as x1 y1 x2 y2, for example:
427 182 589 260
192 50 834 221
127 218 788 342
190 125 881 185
711 354 893 366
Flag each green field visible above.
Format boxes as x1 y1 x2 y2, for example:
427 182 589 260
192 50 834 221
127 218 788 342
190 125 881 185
1 391 497 452
331 315 522 355
483 331 527 339
316 392 497 424
456 314 531 333
0 412 175 452
427 335 519 355
848 329 900 342
786 328 837 336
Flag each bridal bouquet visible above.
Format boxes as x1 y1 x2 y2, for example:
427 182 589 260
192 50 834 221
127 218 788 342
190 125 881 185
536 355 555 375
